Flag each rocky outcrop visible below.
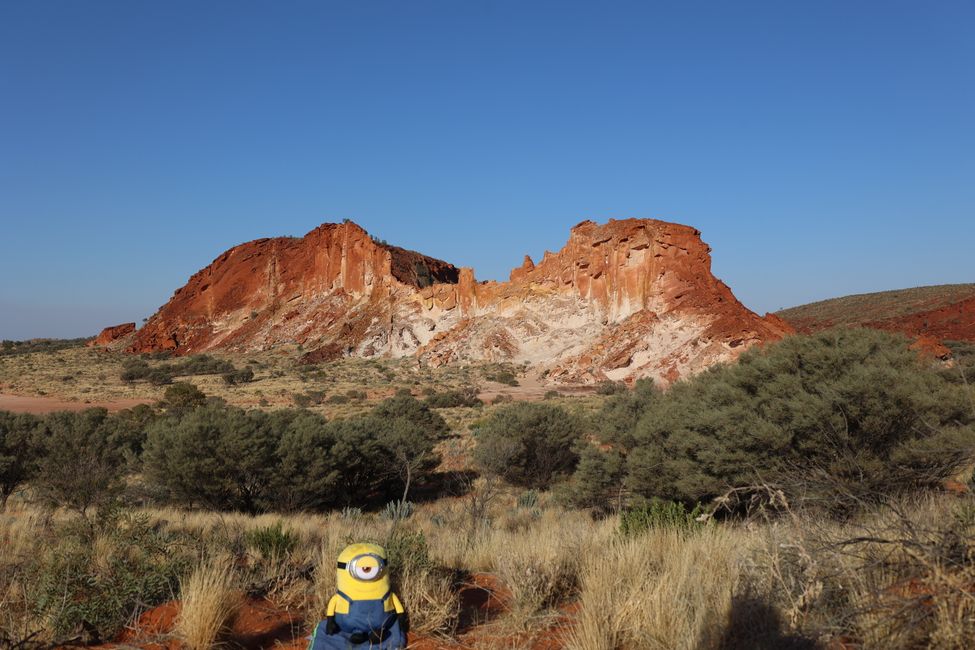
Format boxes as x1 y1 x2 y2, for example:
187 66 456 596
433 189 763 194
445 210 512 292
130 218 791 384
89 322 136 347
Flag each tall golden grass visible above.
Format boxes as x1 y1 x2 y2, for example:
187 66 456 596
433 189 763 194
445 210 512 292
175 557 241 650
3 493 975 648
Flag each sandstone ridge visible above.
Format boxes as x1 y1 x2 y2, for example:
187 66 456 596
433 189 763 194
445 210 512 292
130 218 792 384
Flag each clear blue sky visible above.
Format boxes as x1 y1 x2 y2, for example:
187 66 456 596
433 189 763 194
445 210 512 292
2 1 973 340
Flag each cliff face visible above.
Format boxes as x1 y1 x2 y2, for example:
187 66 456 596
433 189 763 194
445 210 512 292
131 218 791 384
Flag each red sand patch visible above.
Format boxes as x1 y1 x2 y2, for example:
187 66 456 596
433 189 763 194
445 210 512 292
0 393 151 414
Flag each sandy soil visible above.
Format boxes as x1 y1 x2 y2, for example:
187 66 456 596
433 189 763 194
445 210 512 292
0 393 151 414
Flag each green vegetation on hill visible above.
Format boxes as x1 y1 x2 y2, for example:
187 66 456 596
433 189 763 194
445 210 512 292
0 337 91 357
777 283 975 329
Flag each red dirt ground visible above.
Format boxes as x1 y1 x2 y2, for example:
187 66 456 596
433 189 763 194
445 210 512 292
0 393 151 414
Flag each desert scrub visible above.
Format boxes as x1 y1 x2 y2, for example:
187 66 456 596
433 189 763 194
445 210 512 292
26 509 189 641
618 499 705 537
176 557 241 650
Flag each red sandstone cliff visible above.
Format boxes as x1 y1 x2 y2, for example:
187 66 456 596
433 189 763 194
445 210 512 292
89 322 136 348
130 218 792 384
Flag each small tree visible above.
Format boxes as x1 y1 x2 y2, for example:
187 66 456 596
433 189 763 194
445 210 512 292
159 382 206 411
371 395 446 502
143 404 277 512
33 409 124 517
0 411 41 510
473 402 584 489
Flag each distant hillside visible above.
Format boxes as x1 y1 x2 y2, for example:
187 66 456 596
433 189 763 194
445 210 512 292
777 284 975 342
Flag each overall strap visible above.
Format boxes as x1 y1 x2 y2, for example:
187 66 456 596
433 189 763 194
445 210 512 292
335 590 353 603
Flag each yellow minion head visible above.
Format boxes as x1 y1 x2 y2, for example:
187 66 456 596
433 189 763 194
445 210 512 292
335 542 391 599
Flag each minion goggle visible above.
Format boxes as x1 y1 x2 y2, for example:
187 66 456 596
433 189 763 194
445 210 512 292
337 553 388 581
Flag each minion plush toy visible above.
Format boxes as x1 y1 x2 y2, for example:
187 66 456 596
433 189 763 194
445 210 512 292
308 543 407 650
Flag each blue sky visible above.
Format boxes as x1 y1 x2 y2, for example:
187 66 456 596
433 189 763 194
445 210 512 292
1 1 973 339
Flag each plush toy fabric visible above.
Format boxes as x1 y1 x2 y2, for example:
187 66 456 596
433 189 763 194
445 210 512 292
308 543 407 650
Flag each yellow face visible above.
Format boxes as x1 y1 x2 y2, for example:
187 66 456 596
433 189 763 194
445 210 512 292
335 543 392 599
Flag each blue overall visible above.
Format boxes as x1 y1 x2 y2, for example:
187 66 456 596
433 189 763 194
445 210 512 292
309 591 406 650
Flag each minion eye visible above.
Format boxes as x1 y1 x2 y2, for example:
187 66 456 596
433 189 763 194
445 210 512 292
348 554 385 581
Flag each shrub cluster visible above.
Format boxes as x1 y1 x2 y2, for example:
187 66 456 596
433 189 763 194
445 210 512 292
144 393 447 512
120 354 241 385
473 402 584 489
573 328 975 512
423 386 482 408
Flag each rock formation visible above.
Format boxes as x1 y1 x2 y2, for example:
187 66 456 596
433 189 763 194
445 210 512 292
130 218 792 384
89 322 136 347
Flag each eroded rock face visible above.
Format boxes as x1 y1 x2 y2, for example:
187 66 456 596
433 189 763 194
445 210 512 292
130 218 792 384
89 322 136 347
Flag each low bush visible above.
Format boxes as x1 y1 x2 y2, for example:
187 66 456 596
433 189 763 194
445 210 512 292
245 521 298 557
615 328 975 510
474 402 585 489
595 380 627 395
619 499 704 537
423 386 482 408
222 367 254 385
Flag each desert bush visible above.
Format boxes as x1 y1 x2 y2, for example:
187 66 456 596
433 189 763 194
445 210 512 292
372 394 449 438
474 402 585 489
30 509 188 641
619 499 704 537
423 386 482 408
595 379 627 395
620 329 975 509
32 409 125 516
120 357 152 382
371 395 447 501
245 521 298 558
485 369 519 386
380 499 415 521
326 393 349 404
0 411 41 510
159 382 207 410
144 404 278 513
222 367 254 385
561 444 625 512
172 354 236 376
593 377 657 448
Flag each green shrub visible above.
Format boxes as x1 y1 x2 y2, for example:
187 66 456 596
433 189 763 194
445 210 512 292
326 394 349 404
561 445 625 513
245 521 298 557
380 499 415 521
381 528 432 578
30 510 187 640
222 367 254 385
485 369 519 386
423 386 482 408
474 402 585 489
619 499 704 537
595 380 627 395
144 405 278 513
0 411 41 509
33 409 125 516
160 382 206 409
620 329 975 510
516 489 539 509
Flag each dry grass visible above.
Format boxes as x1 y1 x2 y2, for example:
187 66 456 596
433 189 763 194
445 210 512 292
3 491 975 649
176 557 241 650
565 525 742 650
